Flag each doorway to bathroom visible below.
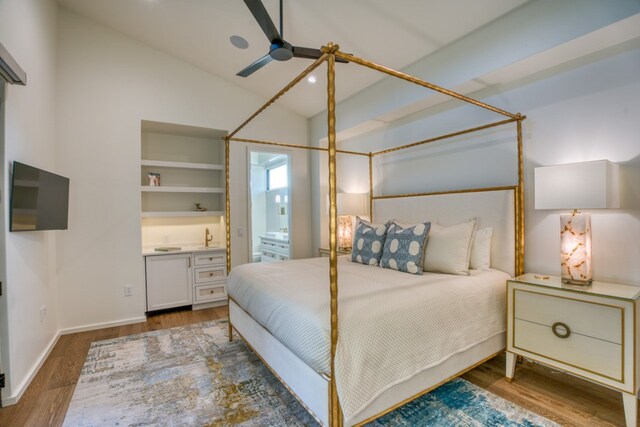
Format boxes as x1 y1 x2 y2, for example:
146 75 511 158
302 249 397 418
248 149 291 263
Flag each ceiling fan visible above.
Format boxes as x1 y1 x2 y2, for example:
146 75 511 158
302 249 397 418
237 0 348 77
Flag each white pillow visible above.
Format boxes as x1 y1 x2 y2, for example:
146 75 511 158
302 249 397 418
469 227 493 270
423 219 476 275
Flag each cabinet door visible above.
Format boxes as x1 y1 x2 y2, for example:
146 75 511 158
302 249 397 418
145 254 192 311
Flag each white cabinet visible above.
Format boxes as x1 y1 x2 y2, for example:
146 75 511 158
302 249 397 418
144 249 228 312
192 249 227 307
260 236 289 262
506 274 640 427
145 253 192 312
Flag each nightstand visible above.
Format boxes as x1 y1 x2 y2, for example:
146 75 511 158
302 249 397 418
506 273 640 427
318 247 351 257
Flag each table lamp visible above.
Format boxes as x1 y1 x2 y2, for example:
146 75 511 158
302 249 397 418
535 160 619 285
327 193 367 250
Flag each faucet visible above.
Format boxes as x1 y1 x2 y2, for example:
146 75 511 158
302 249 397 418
205 228 213 248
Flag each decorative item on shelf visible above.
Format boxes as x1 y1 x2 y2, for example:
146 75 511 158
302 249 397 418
194 203 207 212
148 172 161 186
326 193 368 250
535 160 620 285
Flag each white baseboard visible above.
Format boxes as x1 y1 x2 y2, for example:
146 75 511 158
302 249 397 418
2 330 61 407
59 316 147 335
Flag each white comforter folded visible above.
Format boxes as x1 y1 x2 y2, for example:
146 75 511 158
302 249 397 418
227 256 508 422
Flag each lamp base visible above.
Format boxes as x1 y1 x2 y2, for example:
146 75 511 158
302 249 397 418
561 278 593 287
560 211 592 286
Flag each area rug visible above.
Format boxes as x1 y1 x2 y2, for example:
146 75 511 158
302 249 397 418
64 320 558 426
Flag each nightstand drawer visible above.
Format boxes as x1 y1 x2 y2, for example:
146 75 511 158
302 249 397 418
514 289 622 344
514 318 622 381
194 265 226 284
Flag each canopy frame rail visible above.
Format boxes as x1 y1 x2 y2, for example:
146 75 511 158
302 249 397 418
224 42 526 427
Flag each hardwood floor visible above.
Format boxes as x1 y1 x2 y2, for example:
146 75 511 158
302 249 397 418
0 306 627 426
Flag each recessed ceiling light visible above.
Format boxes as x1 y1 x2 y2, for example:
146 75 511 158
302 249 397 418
230 35 249 50
307 75 317 84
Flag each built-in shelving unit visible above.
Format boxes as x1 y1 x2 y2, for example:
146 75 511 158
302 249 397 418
140 120 227 218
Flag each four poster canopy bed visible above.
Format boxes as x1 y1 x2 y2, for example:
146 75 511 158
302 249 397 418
223 43 526 426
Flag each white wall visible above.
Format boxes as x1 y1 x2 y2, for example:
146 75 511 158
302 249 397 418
310 3 640 285
0 0 60 404
250 163 267 255
55 9 311 332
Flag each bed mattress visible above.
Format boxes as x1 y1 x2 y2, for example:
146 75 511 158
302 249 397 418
227 256 509 420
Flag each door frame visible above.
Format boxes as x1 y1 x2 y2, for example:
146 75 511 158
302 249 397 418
246 147 293 263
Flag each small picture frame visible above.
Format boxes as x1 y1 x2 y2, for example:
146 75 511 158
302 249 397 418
148 172 160 186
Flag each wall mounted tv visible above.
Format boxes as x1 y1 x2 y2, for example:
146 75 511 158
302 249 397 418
10 161 70 231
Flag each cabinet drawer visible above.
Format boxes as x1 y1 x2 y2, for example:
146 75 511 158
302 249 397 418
194 251 226 266
194 284 226 302
261 241 278 250
277 243 289 253
514 318 622 381
514 289 622 344
261 250 277 262
194 265 227 284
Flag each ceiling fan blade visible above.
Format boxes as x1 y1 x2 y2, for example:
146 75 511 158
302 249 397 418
291 46 322 60
243 0 281 43
237 53 274 77
292 46 350 63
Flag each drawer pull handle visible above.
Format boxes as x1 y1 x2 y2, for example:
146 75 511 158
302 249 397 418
552 322 571 339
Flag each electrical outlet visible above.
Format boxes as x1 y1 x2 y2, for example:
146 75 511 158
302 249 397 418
124 285 133 297
237 227 245 237
162 234 169 243
40 305 47 323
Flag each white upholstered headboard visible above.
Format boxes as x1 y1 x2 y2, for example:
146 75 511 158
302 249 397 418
373 188 516 277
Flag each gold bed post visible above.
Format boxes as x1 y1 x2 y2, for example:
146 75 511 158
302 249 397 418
325 42 343 427
368 153 373 222
225 136 233 342
516 116 525 276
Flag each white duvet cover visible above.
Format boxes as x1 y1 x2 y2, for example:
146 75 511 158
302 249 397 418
227 256 508 421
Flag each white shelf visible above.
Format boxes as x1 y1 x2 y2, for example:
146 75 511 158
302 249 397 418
141 159 224 171
141 211 224 218
141 186 224 193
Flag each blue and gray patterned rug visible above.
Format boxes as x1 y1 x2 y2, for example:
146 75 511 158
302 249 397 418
64 320 558 426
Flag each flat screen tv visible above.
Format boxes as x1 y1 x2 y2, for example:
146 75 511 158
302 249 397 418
10 161 70 231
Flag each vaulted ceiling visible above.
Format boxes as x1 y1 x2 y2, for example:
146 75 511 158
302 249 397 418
57 0 529 117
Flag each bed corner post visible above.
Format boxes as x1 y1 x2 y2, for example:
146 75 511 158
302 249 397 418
325 42 344 427
225 136 233 342
515 115 525 277
368 152 374 222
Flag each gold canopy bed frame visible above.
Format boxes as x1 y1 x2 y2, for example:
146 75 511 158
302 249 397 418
224 43 525 427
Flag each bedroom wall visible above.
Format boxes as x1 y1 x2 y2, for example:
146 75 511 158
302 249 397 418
0 0 60 404
310 2 640 285
55 8 311 332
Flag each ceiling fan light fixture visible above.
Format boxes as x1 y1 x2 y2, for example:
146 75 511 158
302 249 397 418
230 35 249 49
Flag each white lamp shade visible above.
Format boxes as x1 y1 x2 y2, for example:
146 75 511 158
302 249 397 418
326 193 368 216
534 160 620 210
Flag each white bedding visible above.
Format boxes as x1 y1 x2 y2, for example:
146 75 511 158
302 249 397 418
227 256 509 421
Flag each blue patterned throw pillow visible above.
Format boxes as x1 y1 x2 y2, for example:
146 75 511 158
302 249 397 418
350 218 389 266
380 221 431 275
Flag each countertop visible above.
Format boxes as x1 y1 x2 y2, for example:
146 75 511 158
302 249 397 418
259 233 289 243
143 245 225 256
